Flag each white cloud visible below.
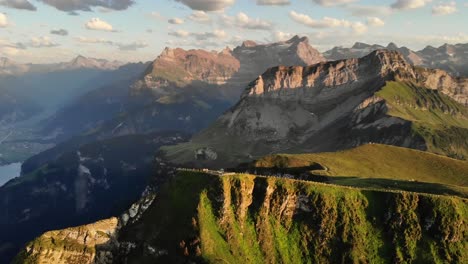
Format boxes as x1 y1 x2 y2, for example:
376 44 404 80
271 31 295 41
313 0 357 6
168 30 191 38
366 17 385 27
174 0 234 11
0 13 8 27
37 0 134 12
85 18 114 32
117 41 148 51
188 11 211 23
221 12 273 30
351 22 367 34
0 0 36 11
289 11 369 34
391 0 432 10
432 2 457 15
169 29 227 40
0 38 25 56
168 17 184 24
29 36 59 48
76 37 147 51
256 0 290 5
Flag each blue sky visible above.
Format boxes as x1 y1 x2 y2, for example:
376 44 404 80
0 0 467 63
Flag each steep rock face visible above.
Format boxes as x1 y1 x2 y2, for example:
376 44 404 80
14 218 119 264
24 172 466 263
232 36 325 83
132 48 240 93
414 67 468 106
164 50 468 166
224 51 406 141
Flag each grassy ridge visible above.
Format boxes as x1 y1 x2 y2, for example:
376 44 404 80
255 144 468 187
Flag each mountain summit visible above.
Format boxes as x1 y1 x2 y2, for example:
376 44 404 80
164 50 468 167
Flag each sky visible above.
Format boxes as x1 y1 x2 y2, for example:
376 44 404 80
0 0 467 63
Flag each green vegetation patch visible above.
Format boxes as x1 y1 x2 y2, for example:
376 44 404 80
255 144 468 188
376 81 468 159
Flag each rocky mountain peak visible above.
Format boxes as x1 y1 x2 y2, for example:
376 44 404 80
365 50 412 73
241 40 257 48
387 42 399 50
65 55 122 70
220 46 233 55
244 49 413 99
286 35 307 43
352 42 371 49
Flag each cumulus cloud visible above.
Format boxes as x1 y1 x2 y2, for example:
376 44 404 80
50 29 68 36
117 41 148 51
174 0 234 11
221 12 273 30
0 38 26 56
29 36 59 48
169 29 227 40
391 0 431 10
168 30 190 38
366 17 385 27
76 37 147 51
432 2 457 15
37 0 135 12
271 31 295 41
256 0 290 6
0 13 8 27
168 17 184 24
313 0 357 6
0 0 36 11
289 11 368 34
85 18 114 32
188 11 211 23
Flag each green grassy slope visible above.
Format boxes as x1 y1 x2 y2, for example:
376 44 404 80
117 172 468 264
255 144 468 188
377 81 468 159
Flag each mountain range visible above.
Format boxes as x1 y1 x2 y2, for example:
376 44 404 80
0 36 467 263
323 42 468 77
164 49 468 167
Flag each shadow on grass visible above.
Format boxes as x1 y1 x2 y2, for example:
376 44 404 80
323 176 468 198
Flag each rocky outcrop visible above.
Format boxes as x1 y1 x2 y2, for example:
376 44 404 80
14 218 119 264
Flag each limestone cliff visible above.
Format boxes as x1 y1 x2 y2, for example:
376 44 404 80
14 218 118 264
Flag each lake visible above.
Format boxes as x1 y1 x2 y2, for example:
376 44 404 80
0 163 22 187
